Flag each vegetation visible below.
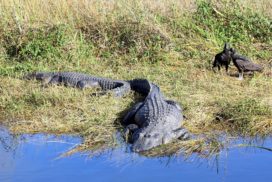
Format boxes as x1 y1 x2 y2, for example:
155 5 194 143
0 0 271 157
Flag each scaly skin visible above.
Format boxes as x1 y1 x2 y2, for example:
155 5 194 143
24 72 131 97
123 79 189 152
25 73 190 152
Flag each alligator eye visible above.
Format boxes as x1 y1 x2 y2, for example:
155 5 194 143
139 133 144 138
145 134 151 138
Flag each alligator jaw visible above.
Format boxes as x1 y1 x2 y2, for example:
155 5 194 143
131 128 190 153
132 140 160 153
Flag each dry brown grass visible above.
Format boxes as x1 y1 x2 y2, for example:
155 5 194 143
1 0 271 31
0 0 192 28
0 76 138 150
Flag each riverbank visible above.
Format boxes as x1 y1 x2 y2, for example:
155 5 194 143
0 0 271 156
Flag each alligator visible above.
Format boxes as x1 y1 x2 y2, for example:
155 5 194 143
25 72 190 152
24 72 131 97
123 79 189 152
212 43 232 73
230 48 263 80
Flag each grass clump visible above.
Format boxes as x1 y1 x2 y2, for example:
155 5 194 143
1 25 72 61
192 0 272 43
215 98 272 135
81 20 170 63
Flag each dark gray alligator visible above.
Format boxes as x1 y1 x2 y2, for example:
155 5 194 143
122 79 189 152
25 72 190 152
24 72 131 97
230 48 263 80
212 43 232 73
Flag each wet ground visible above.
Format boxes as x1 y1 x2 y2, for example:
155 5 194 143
0 127 271 182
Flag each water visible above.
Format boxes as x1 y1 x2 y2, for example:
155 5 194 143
0 127 271 182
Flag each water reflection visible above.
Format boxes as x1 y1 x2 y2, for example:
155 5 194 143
0 127 271 182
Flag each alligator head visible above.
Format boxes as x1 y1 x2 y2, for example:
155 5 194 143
132 127 189 152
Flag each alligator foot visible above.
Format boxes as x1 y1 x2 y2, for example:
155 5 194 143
90 91 109 97
91 89 129 98
124 124 139 142
122 102 144 125
175 128 190 140
76 80 100 89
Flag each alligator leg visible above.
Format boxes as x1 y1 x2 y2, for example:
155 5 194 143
122 102 144 125
90 90 122 97
42 75 60 87
76 80 99 89
165 100 181 111
124 124 139 142
161 128 189 144
36 76 53 85
91 82 130 97
175 128 190 140
109 83 131 97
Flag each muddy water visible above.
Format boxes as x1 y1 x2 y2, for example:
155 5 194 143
0 127 271 182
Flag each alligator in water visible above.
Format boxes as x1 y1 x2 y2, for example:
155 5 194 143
123 79 189 152
230 48 263 80
212 43 232 73
24 72 131 97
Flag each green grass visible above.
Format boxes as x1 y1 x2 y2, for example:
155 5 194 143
0 0 271 157
214 98 272 135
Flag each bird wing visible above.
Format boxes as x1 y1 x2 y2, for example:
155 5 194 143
236 59 263 71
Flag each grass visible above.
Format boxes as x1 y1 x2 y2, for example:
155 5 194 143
0 0 271 157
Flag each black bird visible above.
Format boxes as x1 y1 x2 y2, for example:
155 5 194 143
212 43 232 73
230 48 263 80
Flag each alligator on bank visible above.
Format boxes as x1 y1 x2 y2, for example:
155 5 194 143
25 72 190 152
24 72 131 97
123 79 190 152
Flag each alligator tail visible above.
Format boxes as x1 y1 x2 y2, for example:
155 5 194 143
22 72 39 80
22 72 54 81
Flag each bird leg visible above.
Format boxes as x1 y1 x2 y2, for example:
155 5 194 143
225 65 229 75
238 71 244 80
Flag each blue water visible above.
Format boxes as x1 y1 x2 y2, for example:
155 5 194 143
0 128 271 182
